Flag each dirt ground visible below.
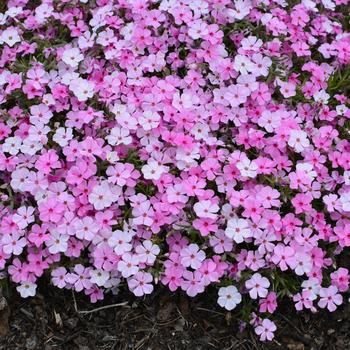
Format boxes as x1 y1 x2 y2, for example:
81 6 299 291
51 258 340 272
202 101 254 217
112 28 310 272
0 283 349 350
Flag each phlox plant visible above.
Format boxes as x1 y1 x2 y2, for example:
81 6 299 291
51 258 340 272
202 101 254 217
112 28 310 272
0 0 350 342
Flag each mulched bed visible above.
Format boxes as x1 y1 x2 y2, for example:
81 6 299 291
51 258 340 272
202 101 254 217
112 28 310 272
0 284 349 350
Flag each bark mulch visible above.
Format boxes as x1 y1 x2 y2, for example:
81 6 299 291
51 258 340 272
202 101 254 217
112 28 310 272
0 284 349 350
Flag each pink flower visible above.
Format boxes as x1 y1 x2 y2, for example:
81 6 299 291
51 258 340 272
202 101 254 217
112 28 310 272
162 267 183 292
135 240 160 265
293 290 313 311
224 84 250 107
8 258 29 283
51 267 68 289
331 268 349 292
108 230 133 255
2 232 26 255
39 197 65 223
181 271 205 297
66 264 92 292
88 181 116 210
318 286 343 312
35 150 60 174
255 319 276 341
1 0 350 332
128 272 154 296
292 193 313 214
180 244 206 269
117 253 139 278
259 292 277 313
270 244 295 271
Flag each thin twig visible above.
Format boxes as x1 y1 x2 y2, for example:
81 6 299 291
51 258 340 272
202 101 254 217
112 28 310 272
196 307 225 316
71 289 129 315
71 290 78 312
77 302 129 315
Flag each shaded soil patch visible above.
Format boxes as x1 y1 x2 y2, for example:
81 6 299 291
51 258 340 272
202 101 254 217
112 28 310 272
0 285 349 350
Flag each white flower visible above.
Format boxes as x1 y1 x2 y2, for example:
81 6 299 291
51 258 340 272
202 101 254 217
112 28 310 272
193 200 220 219
78 31 96 50
12 206 35 229
227 0 252 20
88 181 116 210
313 90 330 104
233 55 255 75
172 91 196 110
53 127 73 147
118 253 139 278
336 104 348 116
6 7 23 18
296 162 317 179
90 269 110 287
139 111 160 131
258 111 281 132
74 217 99 241
2 233 26 255
62 47 84 68
288 130 310 153
62 71 80 86
10 168 30 192
35 3 53 23
189 0 209 15
135 240 160 265
191 123 209 140
0 70 9 86
142 158 166 180
340 192 350 212
17 282 37 298
343 171 350 185
2 136 22 155
0 13 8 26
106 151 119 164
321 0 335 10
112 103 130 118
225 218 251 243
188 20 208 40
236 158 258 178
46 231 69 254
302 0 318 11
301 278 321 301
22 138 42 156
108 230 133 255
107 126 132 146
245 273 270 299
218 286 242 310
1 27 20 47
70 78 95 101
290 253 312 276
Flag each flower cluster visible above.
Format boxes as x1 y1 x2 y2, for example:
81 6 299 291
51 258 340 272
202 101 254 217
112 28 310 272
1 0 350 341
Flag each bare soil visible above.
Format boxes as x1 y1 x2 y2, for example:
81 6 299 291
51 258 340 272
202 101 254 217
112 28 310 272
0 283 349 350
